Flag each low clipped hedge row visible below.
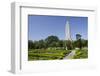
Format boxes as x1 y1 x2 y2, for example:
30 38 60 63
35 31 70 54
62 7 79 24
28 49 71 60
73 49 88 59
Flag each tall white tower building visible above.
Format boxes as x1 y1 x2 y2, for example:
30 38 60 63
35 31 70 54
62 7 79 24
65 18 73 50
65 18 72 41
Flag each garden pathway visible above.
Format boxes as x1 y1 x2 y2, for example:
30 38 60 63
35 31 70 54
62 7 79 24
63 50 76 59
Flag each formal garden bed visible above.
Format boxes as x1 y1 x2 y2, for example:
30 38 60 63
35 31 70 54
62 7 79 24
28 49 71 60
73 48 88 59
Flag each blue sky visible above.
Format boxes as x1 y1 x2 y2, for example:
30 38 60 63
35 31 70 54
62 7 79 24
28 15 88 41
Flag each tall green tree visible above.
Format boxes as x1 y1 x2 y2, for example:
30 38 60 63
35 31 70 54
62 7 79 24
66 40 73 50
38 40 46 49
76 34 82 49
28 40 34 49
81 39 88 47
58 40 64 47
45 35 59 47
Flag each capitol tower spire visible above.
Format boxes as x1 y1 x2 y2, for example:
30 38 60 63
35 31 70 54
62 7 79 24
65 17 73 50
65 17 72 41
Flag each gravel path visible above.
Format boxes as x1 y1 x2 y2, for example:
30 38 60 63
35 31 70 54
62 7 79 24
63 50 76 59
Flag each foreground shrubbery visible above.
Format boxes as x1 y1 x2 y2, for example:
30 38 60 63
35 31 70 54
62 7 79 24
28 35 88 60
28 49 71 60
73 48 88 59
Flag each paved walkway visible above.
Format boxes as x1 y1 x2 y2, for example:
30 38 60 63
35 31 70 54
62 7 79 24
63 50 76 59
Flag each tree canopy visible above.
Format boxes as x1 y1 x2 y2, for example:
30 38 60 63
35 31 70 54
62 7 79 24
28 35 88 50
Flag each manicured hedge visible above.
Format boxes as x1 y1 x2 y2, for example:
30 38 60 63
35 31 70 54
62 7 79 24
73 48 88 59
28 49 71 60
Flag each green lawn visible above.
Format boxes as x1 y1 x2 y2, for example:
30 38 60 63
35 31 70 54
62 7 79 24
28 49 71 60
73 48 88 59
28 47 88 60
